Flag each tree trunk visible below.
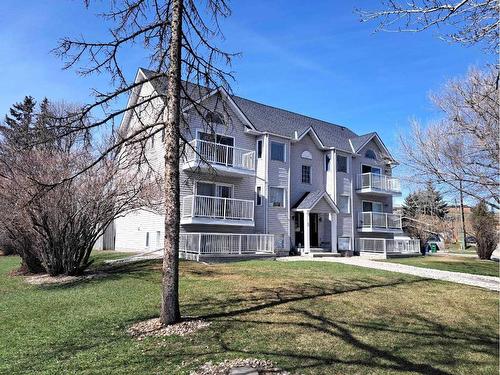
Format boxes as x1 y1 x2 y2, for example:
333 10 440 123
160 0 182 325
459 180 467 251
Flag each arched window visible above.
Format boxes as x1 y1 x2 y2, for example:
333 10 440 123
205 111 224 125
301 150 313 160
365 149 377 160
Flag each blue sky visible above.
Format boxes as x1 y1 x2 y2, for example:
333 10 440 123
0 0 491 193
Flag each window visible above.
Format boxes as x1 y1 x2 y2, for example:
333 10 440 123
151 133 155 147
205 111 224 124
257 140 263 159
338 237 351 250
256 186 262 206
362 165 382 174
269 187 285 207
301 150 312 160
145 232 150 247
362 201 383 212
271 142 285 162
198 131 234 147
338 195 350 214
196 182 232 198
365 149 377 160
336 155 347 173
161 128 165 142
325 154 331 171
301 165 311 184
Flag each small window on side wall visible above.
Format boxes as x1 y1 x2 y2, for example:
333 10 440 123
269 187 285 207
336 155 347 173
257 140 263 158
325 154 331 171
271 142 285 162
338 237 351 251
301 165 311 184
338 195 350 214
365 149 377 160
205 111 224 125
256 186 262 206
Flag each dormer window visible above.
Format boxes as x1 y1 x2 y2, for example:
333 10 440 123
365 149 377 160
205 111 224 125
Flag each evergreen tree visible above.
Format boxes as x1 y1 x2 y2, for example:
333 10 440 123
420 182 448 219
1 96 37 149
471 201 498 259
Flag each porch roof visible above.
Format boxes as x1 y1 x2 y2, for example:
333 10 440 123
291 190 339 213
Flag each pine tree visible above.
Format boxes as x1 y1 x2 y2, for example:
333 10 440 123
1 96 37 148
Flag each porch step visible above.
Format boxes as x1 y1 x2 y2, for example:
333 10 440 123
311 252 342 258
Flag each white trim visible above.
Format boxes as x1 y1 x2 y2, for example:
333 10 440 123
195 128 235 145
294 127 326 149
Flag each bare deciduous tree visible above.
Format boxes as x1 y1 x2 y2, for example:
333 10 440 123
359 0 499 52
399 66 499 209
0 99 161 276
53 0 236 324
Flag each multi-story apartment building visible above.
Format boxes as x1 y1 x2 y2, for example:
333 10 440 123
107 68 419 259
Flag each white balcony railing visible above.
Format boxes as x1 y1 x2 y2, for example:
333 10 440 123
356 173 401 194
180 233 274 258
356 238 420 255
184 139 255 171
358 212 402 230
182 195 254 221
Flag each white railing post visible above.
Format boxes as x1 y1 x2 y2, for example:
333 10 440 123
238 235 242 254
385 213 388 229
198 234 202 257
383 239 387 258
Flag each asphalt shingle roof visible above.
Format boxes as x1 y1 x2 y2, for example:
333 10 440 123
291 190 338 211
140 68 378 153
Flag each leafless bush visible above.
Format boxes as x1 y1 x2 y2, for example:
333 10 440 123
0 99 161 275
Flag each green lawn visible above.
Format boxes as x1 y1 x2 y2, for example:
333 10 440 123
443 242 478 254
383 255 499 277
0 253 498 375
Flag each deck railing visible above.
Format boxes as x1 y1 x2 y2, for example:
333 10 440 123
184 139 255 171
179 233 274 258
182 195 254 221
358 212 402 230
356 173 401 193
356 238 420 255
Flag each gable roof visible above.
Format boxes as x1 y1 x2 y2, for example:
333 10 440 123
137 68 396 159
292 190 339 213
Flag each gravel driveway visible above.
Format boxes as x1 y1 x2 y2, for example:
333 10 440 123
279 256 500 291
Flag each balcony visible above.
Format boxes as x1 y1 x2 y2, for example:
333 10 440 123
356 238 420 258
357 212 403 233
356 173 401 196
181 195 254 226
179 233 274 261
182 139 255 177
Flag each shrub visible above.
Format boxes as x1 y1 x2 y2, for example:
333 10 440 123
470 201 498 260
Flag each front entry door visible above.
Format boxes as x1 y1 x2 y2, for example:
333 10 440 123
310 213 319 247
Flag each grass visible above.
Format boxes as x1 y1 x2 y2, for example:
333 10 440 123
383 255 499 277
443 243 478 254
0 252 498 375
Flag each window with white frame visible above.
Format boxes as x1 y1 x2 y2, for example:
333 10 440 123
338 195 350 213
336 155 347 173
256 186 262 206
257 140 263 158
325 154 331 171
338 237 351 250
271 142 285 162
196 181 232 198
269 187 285 207
145 232 150 247
301 165 311 184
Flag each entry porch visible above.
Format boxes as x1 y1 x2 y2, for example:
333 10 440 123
291 191 339 255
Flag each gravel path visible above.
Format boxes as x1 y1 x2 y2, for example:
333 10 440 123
279 256 500 291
